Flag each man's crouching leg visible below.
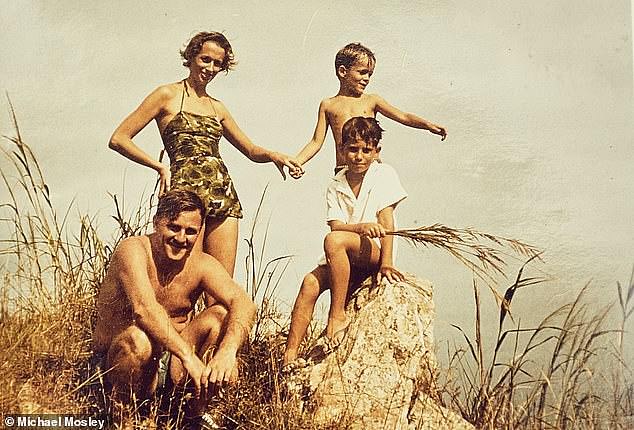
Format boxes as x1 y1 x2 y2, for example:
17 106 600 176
169 303 236 417
105 325 162 428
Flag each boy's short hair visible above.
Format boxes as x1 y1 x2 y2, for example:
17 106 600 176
335 42 376 73
181 31 236 72
341 117 384 147
154 189 205 222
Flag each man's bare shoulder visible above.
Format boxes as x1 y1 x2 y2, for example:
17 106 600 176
188 252 238 291
188 251 225 276
111 235 151 264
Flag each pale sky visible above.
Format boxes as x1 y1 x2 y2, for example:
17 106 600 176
1 1 633 354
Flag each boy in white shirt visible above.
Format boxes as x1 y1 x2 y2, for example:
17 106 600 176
283 117 408 366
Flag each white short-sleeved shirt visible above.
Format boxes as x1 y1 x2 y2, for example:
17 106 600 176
317 162 407 265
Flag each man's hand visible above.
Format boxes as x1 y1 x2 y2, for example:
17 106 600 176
180 353 207 397
206 349 239 386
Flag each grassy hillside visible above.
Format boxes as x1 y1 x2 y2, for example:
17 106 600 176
1 109 632 429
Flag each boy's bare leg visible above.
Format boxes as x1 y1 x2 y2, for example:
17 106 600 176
323 232 380 339
283 266 329 365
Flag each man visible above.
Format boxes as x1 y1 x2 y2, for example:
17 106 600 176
93 189 256 425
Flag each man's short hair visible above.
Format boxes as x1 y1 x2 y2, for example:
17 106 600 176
341 117 384 147
154 189 205 221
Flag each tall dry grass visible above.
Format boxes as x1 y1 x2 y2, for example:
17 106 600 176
0 100 165 422
439 260 634 429
1 101 105 414
1 106 632 429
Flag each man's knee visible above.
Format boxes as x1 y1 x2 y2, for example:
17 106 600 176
183 304 229 351
104 325 160 399
198 303 228 331
107 326 155 374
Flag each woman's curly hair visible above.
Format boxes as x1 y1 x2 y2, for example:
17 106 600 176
181 31 236 72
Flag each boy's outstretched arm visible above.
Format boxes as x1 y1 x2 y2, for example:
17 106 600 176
294 100 330 169
374 95 447 141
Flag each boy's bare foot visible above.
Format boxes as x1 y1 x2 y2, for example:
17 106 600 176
281 357 307 375
325 316 349 341
282 349 298 367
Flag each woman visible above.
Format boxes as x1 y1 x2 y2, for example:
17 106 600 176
109 31 302 276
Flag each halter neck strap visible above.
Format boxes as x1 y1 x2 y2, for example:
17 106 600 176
179 79 187 112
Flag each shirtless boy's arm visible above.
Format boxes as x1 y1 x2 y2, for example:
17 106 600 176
113 238 207 391
373 94 447 141
198 254 257 384
294 99 330 167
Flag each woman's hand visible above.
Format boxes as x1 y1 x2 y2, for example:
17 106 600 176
289 163 305 179
377 265 405 284
269 151 304 180
158 165 171 196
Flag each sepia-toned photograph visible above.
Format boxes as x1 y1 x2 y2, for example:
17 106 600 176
1 1 632 428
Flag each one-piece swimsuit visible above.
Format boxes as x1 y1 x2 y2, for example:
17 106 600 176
161 81 243 219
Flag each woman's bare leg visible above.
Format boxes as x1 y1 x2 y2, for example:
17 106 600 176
202 216 239 276
202 217 239 307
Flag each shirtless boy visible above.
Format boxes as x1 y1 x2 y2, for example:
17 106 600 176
93 189 256 427
293 42 446 175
